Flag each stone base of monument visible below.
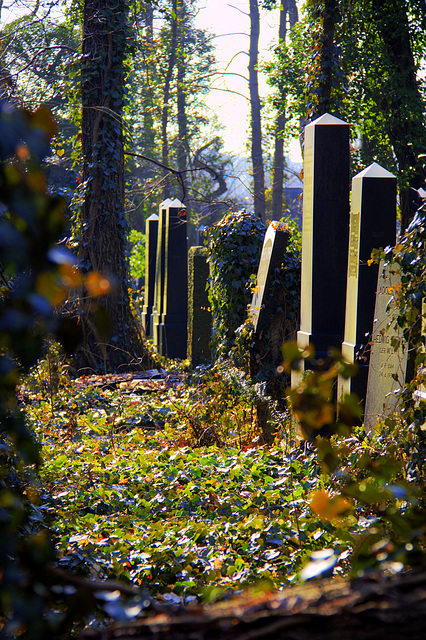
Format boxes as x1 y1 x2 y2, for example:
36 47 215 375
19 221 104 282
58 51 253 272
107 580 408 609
292 331 344 389
160 314 188 360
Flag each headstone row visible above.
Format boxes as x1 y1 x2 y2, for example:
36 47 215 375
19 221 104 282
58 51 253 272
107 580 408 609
289 113 407 433
142 198 188 360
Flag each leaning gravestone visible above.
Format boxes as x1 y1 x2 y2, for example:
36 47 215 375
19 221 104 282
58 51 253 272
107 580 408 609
141 213 159 338
249 221 289 336
338 163 397 404
249 222 290 443
187 246 211 366
292 113 350 387
159 198 188 359
364 261 408 436
152 199 171 352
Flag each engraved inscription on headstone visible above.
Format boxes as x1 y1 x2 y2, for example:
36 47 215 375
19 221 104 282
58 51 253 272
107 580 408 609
364 261 408 435
414 299 426 405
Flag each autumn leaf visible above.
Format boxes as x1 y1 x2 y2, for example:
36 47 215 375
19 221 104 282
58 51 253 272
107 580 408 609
310 490 353 522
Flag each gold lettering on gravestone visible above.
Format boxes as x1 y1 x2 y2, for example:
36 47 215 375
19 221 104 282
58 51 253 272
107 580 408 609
364 261 408 436
303 144 314 235
348 211 360 278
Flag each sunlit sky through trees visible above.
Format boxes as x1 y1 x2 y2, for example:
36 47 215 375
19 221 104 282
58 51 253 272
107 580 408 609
195 0 303 162
0 0 303 163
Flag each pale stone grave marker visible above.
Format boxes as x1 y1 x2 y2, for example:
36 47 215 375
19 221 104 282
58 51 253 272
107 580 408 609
249 221 289 335
364 261 408 436
249 221 290 443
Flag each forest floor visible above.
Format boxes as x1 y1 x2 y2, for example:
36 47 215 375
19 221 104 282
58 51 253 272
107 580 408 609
17 357 401 629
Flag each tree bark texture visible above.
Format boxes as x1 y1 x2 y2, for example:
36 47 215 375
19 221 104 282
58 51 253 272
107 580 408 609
80 568 426 640
249 0 266 222
78 0 145 373
309 0 340 121
271 0 287 222
176 0 191 214
161 0 178 199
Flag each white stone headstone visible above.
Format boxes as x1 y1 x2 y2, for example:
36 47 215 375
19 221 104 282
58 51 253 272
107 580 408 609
364 261 408 436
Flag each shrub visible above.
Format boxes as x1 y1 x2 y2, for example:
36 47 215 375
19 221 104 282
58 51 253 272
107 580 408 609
207 210 265 360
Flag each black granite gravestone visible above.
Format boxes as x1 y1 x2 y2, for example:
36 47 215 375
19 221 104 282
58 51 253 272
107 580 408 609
141 213 159 338
159 198 188 359
293 113 350 386
338 163 397 404
152 199 171 352
187 246 211 366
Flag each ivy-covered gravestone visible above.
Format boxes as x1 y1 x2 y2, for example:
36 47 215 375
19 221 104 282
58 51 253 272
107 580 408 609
207 210 265 361
187 246 211 366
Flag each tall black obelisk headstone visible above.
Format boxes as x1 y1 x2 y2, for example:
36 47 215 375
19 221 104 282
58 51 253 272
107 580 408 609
293 113 350 386
152 199 171 352
141 213 159 338
338 163 397 404
159 198 188 358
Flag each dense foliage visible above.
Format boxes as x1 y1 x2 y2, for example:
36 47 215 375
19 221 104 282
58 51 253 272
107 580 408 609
1 2 426 638
207 209 265 360
267 0 426 225
0 102 75 639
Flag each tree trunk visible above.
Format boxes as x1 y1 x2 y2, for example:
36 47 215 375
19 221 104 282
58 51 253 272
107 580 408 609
248 0 266 222
79 568 426 640
271 0 288 221
371 0 426 232
161 0 178 199
176 0 191 219
271 0 299 221
77 0 145 373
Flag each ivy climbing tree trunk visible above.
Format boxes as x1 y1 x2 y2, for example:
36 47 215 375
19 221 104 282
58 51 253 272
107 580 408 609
161 0 178 199
78 0 145 373
271 0 298 221
248 0 266 221
307 0 342 121
176 0 190 207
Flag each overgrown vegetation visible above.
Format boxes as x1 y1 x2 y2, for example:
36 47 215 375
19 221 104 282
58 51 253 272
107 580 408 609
207 209 265 360
1 0 426 637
